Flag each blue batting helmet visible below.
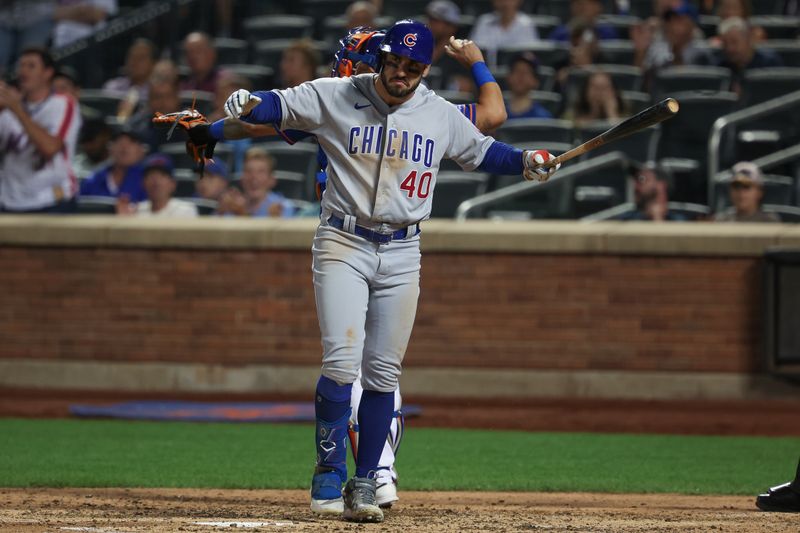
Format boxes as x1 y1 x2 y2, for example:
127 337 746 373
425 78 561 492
379 19 433 66
331 26 384 78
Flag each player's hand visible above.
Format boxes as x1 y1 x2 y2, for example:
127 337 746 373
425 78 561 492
523 149 560 182
0 81 23 115
224 89 262 119
444 36 484 68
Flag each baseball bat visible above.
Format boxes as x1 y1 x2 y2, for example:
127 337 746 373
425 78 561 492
542 98 680 169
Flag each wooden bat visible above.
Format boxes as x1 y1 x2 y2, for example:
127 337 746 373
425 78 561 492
542 98 680 169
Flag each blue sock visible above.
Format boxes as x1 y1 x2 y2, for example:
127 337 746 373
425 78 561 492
355 389 394 479
315 375 351 422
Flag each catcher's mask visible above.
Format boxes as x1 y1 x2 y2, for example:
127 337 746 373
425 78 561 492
331 26 383 78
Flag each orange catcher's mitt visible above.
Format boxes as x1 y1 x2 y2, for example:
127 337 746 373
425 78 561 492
152 108 217 174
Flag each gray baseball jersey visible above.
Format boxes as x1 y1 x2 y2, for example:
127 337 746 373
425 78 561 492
273 73 494 227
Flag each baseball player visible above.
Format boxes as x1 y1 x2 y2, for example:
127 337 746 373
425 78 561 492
191 19 559 523
0 47 81 212
756 458 800 512
178 26 509 511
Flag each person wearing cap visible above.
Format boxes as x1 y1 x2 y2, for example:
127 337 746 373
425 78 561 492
634 0 713 76
73 118 113 180
714 161 780 222
425 0 463 88
196 161 230 203
117 153 198 217
469 0 540 68
550 0 619 42
79 128 147 202
505 52 552 120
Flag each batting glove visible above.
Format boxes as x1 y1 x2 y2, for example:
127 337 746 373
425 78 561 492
523 149 560 182
224 89 262 119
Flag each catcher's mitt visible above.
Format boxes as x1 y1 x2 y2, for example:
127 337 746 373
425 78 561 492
152 108 216 174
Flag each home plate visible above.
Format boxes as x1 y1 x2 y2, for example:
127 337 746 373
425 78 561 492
195 521 294 528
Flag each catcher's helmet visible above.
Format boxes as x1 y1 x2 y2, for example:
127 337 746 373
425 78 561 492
331 26 384 78
379 19 433 66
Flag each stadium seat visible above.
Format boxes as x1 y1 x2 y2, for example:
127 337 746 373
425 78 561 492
577 119 658 163
429 172 489 218
184 198 218 216
79 89 125 117
533 0 571 20
76 196 117 214
300 0 354 18
243 15 314 41
322 15 395 48
500 90 563 117
495 117 574 144
221 64 275 90
751 16 800 40
253 39 328 71
383 0 430 19
757 41 800 67
273 170 308 201
598 40 636 66
697 15 719 39
213 38 249 65
495 42 570 69
628 0 654 18
596 14 640 39
740 68 800 106
178 91 214 116
763 205 800 222
532 15 561 39
173 168 197 198
653 66 732 100
463 0 495 16
752 0 790 15
161 143 233 172
655 91 738 203
622 90 652 113
262 142 320 198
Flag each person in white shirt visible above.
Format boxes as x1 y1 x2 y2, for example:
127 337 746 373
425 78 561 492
117 153 198 218
53 0 117 48
0 47 81 213
469 0 540 67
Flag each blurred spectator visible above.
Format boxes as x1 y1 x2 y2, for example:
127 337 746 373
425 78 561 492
717 17 782 94
52 65 80 100
211 71 252 174
783 0 799 15
73 117 112 180
562 71 630 127
0 47 81 213
635 1 714 83
151 58 179 86
79 128 147 202
618 162 686 221
117 153 198 217
103 38 157 103
425 0 463 90
241 147 295 218
53 0 117 48
127 78 181 152
714 161 780 222
555 23 601 90
550 0 619 42
0 1 54 77
346 1 378 29
469 0 540 68
216 181 248 217
280 39 321 88
196 161 229 202
708 0 766 44
180 32 228 94
505 52 552 120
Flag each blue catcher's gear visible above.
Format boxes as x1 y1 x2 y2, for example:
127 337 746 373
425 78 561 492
379 19 434 66
332 27 382 78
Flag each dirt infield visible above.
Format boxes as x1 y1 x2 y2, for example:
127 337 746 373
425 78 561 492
1 487 796 533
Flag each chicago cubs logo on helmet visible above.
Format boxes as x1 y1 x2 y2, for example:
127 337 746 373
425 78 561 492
379 19 433 66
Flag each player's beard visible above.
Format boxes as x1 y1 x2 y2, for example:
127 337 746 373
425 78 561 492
380 69 422 99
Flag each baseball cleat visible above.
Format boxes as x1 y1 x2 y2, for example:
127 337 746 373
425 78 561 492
756 482 800 512
310 470 344 515
342 476 384 523
376 478 398 509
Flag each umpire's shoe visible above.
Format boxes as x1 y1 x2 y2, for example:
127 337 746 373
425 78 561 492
342 476 384 523
756 482 800 512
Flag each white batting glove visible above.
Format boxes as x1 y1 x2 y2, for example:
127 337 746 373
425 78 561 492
523 149 560 182
224 89 262 119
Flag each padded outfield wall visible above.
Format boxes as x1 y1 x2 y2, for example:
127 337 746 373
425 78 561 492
1 216 799 401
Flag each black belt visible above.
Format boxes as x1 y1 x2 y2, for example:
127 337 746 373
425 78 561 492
327 215 420 244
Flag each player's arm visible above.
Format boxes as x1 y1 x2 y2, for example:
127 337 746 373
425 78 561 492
0 82 65 159
445 37 507 132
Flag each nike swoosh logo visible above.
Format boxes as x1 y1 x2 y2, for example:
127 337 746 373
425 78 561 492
354 102 371 110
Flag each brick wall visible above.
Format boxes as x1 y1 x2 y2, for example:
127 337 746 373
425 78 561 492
0 246 763 374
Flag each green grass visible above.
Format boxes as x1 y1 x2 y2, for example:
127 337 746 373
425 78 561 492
0 418 798 495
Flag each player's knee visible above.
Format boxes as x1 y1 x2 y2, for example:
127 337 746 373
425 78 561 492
321 360 359 386
360 358 401 393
